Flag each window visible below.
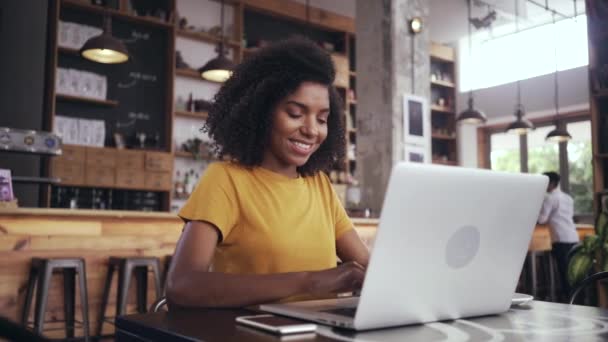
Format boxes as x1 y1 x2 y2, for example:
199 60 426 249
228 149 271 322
460 15 588 91
567 121 593 215
527 126 559 175
490 131 520 173
483 116 593 219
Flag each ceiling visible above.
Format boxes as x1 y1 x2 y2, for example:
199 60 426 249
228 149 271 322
295 0 586 45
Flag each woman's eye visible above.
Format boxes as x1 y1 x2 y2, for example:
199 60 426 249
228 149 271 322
318 118 327 124
287 112 302 118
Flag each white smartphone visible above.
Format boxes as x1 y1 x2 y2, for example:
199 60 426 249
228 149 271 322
235 314 317 335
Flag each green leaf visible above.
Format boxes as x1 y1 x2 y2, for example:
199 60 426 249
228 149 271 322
583 235 599 252
568 252 593 286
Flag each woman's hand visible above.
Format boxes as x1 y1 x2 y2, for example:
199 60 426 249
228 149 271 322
305 261 366 296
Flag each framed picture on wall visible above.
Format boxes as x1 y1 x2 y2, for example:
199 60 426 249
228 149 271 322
402 94 430 147
403 144 429 164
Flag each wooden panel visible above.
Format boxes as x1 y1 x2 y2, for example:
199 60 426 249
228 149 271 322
145 151 173 172
0 219 101 236
144 172 173 191
115 150 145 170
49 161 85 186
241 0 355 33
56 144 86 164
115 168 145 189
85 166 115 187
430 42 454 62
85 147 116 168
331 54 349 89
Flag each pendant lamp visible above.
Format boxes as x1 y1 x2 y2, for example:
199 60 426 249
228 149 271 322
457 0 487 125
506 0 534 134
199 0 234 82
80 12 129 64
545 14 571 142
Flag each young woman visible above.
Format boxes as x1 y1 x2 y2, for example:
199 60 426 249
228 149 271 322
167 37 369 308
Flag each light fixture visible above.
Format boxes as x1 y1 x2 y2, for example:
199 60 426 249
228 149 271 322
506 0 534 135
199 0 234 82
409 17 423 34
545 13 571 142
457 0 487 125
80 13 129 64
506 104 534 135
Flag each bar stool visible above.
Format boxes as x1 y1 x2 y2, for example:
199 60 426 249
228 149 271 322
523 250 557 302
21 257 90 341
96 257 161 338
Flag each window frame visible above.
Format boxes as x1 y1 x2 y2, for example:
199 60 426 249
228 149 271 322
478 110 592 222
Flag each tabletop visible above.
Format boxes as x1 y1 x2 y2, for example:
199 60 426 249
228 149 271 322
115 300 608 341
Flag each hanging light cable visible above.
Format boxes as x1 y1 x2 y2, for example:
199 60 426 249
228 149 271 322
457 0 487 124
506 0 534 134
198 0 234 82
545 12 572 142
80 9 129 64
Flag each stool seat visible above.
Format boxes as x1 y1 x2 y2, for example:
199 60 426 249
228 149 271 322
21 257 90 341
96 256 161 338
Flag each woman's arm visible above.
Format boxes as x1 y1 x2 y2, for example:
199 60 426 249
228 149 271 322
166 221 365 308
336 229 370 267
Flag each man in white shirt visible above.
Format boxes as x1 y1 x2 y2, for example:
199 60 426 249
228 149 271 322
538 172 579 301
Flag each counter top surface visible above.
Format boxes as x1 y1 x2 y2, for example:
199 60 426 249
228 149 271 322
0 208 381 225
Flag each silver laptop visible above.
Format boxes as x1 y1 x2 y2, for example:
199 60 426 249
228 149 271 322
260 162 548 330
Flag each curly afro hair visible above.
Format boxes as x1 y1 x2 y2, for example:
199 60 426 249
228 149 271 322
203 37 346 177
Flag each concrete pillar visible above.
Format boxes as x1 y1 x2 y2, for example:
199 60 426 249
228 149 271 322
355 0 430 215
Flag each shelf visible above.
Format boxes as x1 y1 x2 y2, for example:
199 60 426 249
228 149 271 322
348 128 357 134
176 29 241 48
175 110 209 120
349 71 356 77
432 133 456 140
175 68 206 81
594 89 608 98
61 0 173 29
430 54 454 64
348 99 357 105
56 94 119 107
174 150 217 160
432 159 457 166
431 105 454 114
58 46 80 55
431 79 455 88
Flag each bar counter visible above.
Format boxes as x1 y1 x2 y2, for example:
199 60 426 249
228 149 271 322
0 208 594 337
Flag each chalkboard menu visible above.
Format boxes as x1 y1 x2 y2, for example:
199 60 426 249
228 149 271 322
56 7 170 150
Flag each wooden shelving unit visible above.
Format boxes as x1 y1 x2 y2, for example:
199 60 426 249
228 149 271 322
56 94 119 107
61 0 173 28
58 46 79 55
175 68 203 80
176 28 241 48
430 43 458 165
174 150 217 160
174 110 209 119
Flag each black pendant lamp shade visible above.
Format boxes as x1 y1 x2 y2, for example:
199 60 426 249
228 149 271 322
506 104 534 135
546 123 572 143
458 97 487 124
80 15 129 64
199 50 234 82
199 0 234 82
545 13 571 143
457 0 486 125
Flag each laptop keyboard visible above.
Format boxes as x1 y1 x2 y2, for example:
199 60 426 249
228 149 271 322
322 307 357 317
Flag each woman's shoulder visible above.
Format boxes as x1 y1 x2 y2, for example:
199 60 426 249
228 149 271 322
205 161 251 179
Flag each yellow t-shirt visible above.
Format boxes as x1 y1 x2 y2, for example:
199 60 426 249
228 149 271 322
178 161 353 275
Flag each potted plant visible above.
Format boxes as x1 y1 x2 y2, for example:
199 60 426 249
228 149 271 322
567 205 608 300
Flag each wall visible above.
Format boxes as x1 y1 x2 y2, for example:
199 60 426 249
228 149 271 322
0 0 50 207
457 66 590 168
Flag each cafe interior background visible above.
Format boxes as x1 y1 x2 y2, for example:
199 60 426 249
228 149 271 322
1 0 607 339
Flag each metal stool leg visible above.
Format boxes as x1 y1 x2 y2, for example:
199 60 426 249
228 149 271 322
21 265 38 325
116 262 133 317
77 260 90 341
151 259 162 300
33 262 52 335
135 266 148 314
96 262 115 337
63 268 75 339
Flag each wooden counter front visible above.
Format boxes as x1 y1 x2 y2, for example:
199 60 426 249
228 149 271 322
0 209 378 337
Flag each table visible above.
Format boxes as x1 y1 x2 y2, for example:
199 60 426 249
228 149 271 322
116 301 608 341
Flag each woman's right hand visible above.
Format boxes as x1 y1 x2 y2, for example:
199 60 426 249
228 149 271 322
305 261 366 296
